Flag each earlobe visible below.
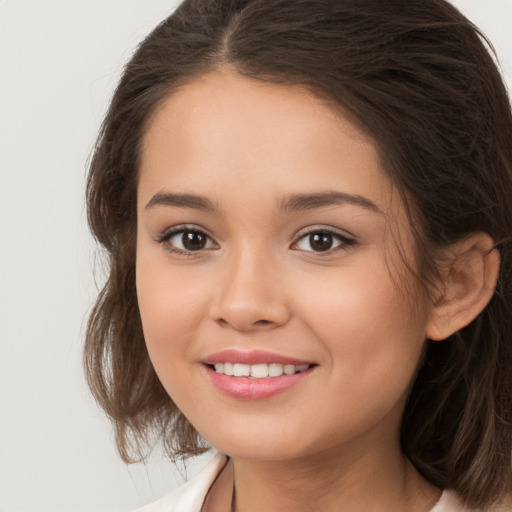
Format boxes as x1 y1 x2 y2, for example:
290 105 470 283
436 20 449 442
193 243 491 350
426 233 500 341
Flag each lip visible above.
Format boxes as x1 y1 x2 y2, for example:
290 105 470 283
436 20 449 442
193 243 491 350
203 365 314 400
203 349 312 366
201 349 316 400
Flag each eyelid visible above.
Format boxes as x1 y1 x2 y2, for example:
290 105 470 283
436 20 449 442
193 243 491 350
290 225 356 253
155 224 218 254
154 223 354 255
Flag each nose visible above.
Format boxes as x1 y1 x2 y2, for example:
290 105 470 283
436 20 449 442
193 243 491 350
210 248 291 333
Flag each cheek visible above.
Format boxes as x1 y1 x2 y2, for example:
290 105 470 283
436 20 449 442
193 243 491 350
135 253 205 379
297 261 428 391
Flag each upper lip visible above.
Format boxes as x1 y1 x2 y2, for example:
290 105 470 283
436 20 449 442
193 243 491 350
203 349 313 366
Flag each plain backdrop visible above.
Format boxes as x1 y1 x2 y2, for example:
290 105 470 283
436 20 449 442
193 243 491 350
1 1 511 511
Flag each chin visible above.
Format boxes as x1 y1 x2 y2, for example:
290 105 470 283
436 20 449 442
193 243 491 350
196 421 332 463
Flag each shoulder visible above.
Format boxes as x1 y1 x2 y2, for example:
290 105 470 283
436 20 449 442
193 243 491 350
132 452 228 512
431 490 512 512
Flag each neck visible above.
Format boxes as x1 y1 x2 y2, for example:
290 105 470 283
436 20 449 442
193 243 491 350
228 442 440 512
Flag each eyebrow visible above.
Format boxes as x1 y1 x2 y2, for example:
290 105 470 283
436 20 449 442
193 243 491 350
279 191 383 215
145 192 219 212
144 190 383 215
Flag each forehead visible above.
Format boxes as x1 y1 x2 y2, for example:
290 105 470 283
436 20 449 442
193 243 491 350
139 69 395 215
143 69 372 145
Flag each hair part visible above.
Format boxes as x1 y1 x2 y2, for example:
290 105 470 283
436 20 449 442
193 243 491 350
85 0 512 505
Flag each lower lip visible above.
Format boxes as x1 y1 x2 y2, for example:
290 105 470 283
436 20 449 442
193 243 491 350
203 365 314 400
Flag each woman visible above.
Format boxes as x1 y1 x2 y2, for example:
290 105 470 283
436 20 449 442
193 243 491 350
85 1 512 510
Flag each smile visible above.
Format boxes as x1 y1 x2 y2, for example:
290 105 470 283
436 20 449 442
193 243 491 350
202 350 316 400
212 362 310 378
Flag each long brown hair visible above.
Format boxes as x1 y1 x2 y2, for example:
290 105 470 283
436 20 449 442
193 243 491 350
85 0 512 506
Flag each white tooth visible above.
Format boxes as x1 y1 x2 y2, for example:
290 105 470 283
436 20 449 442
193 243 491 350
233 363 250 377
250 364 269 378
284 364 296 375
296 364 309 372
214 363 224 373
223 362 234 376
268 363 284 377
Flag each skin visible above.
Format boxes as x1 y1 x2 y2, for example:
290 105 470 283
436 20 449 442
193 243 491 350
136 68 444 511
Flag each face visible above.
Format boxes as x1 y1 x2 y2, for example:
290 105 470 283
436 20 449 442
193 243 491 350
136 70 433 463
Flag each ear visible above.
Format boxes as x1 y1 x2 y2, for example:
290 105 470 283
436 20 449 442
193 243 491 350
426 232 500 341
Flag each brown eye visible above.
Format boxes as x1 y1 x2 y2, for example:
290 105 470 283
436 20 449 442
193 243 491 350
309 233 334 251
163 228 217 253
294 229 353 253
182 231 208 251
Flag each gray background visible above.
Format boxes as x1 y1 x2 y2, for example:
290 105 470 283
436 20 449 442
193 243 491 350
1 1 511 511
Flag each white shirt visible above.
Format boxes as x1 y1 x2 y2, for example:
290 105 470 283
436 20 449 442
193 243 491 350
134 452 510 512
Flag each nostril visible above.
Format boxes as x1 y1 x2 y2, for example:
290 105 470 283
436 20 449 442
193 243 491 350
255 319 272 326
215 317 276 331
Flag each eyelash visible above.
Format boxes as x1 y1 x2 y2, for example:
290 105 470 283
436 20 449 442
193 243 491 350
155 225 355 255
156 225 218 255
291 228 355 255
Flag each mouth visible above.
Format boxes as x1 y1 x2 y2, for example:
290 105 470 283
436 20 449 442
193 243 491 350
207 362 312 378
201 350 317 400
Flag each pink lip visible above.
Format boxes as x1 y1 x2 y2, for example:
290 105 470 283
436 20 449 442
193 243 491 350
203 365 314 400
203 349 311 366
201 350 316 400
